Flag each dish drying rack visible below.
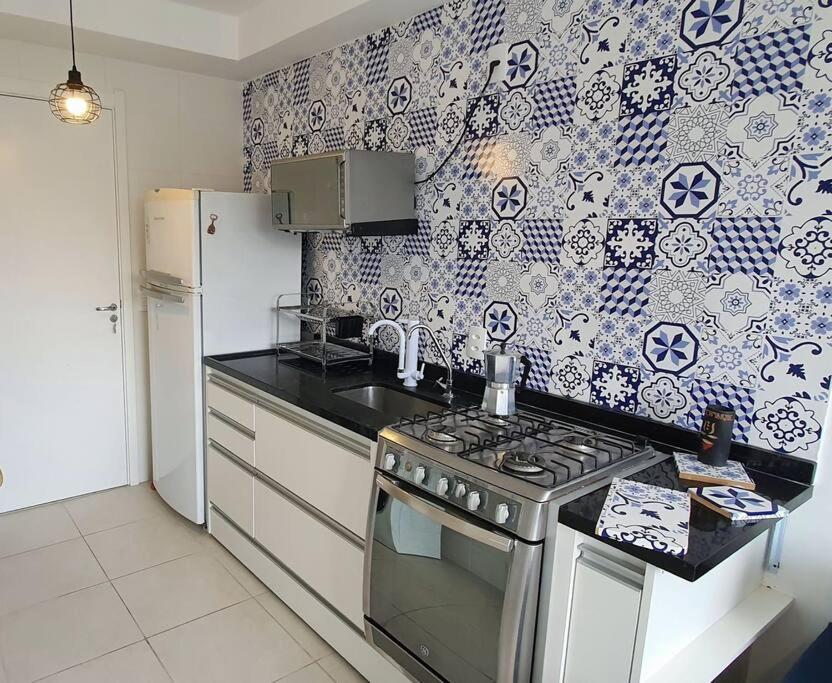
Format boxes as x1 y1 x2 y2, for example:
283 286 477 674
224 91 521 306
274 292 371 371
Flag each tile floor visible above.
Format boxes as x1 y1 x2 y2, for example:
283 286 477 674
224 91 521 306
0 484 368 683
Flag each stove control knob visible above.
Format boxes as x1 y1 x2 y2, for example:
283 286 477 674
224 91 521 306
383 453 397 471
495 503 510 525
466 491 481 511
436 478 449 496
454 483 467 499
414 466 426 485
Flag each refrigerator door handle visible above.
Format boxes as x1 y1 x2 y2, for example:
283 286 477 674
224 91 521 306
141 269 185 287
141 283 185 304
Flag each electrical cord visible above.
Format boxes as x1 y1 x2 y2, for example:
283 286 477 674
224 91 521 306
415 59 501 185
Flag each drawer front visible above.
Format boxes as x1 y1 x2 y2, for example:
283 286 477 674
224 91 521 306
255 406 372 538
208 413 255 466
253 480 364 627
206 380 255 431
208 446 253 535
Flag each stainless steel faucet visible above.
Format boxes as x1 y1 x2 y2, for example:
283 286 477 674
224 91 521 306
407 324 454 400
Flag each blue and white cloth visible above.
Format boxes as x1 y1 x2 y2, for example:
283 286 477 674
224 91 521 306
596 478 690 557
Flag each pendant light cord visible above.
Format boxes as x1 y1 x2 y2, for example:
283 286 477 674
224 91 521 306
69 0 77 69
415 59 501 186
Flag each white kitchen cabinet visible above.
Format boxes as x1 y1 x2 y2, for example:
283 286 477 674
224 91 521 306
207 412 255 466
252 479 365 627
564 548 643 683
207 444 253 534
255 404 373 538
206 379 255 431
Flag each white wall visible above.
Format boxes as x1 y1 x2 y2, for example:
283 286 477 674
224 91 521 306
747 397 832 682
0 38 243 482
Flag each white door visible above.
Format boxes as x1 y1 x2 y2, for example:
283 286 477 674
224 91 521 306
0 94 128 512
146 289 204 523
200 191 301 355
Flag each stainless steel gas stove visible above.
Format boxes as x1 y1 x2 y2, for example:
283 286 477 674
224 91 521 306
363 406 658 683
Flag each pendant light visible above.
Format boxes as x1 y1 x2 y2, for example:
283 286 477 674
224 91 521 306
49 0 101 124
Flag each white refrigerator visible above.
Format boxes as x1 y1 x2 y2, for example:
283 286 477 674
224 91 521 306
143 189 301 524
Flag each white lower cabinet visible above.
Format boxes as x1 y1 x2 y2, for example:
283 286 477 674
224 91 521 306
254 405 373 538
564 549 643 683
252 479 365 628
207 445 253 535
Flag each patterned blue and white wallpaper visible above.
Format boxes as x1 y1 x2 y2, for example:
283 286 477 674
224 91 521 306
243 0 832 460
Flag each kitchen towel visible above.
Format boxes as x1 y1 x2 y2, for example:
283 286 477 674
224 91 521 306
673 452 755 490
689 486 787 523
596 478 690 557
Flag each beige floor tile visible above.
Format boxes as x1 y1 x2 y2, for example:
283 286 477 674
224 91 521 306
202 535 267 596
318 653 367 683
85 515 202 579
256 592 333 660
64 484 169 535
277 663 334 683
0 583 142 683
0 504 79 560
37 641 170 683
149 599 311 683
113 553 249 636
0 538 106 616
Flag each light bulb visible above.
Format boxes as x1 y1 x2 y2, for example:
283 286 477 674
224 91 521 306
64 95 88 116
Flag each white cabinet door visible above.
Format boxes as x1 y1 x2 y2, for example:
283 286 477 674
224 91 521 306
253 480 365 627
0 95 128 512
565 554 643 683
207 446 253 534
255 406 372 537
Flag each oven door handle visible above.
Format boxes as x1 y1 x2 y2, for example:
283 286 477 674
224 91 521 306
375 475 515 553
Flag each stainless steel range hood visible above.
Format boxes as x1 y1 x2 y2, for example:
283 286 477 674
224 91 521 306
270 150 417 236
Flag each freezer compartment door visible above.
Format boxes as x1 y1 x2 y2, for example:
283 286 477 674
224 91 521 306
144 188 200 289
200 191 302 355
146 286 204 524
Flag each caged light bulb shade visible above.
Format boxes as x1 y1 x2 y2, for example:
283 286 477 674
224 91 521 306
49 68 101 125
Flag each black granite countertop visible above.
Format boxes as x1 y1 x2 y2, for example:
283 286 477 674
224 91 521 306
205 348 814 582
204 348 478 441
558 453 812 581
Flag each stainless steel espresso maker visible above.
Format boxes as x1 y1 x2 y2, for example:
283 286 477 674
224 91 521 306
481 343 532 416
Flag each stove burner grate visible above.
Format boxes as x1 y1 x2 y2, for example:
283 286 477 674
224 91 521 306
426 428 461 445
501 453 545 475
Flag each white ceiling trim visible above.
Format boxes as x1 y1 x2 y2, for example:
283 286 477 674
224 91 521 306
0 0 445 80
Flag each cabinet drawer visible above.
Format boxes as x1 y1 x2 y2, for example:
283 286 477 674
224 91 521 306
208 413 255 466
253 480 364 627
208 446 253 535
255 406 372 538
206 380 255 431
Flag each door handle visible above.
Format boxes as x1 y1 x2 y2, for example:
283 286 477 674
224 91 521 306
96 303 118 311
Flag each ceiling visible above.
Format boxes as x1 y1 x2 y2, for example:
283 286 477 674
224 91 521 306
172 0 264 16
0 0 445 80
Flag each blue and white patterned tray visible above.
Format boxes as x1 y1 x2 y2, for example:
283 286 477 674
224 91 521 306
689 486 787 523
674 452 755 490
596 478 690 557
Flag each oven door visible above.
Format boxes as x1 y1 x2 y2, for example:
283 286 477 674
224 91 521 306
364 473 541 683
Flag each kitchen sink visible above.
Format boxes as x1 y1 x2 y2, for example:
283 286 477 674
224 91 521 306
333 384 447 419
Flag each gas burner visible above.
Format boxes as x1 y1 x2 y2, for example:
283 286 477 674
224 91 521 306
501 453 545 475
426 428 461 445
480 414 511 428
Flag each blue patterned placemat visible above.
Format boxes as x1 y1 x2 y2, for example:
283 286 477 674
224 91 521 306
689 486 787 523
596 478 690 557
674 452 755 490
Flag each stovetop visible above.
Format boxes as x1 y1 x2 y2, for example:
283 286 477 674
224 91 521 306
391 406 650 492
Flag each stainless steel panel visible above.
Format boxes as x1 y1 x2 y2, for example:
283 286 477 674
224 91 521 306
333 385 447 420
344 150 415 224
271 153 345 229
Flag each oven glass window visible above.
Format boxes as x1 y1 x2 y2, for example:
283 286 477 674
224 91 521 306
368 490 512 683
